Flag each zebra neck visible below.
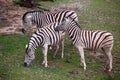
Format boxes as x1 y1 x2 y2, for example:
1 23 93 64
28 43 36 52
29 33 42 51
67 25 80 44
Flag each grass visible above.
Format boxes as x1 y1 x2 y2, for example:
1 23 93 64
0 0 120 80
1 34 118 80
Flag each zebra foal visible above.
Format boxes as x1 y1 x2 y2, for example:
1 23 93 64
55 17 114 72
24 22 65 67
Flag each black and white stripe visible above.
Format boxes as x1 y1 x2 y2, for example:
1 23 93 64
22 10 78 33
55 17 114 72
24 22 65 67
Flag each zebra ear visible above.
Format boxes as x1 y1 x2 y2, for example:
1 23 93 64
65 17 70 22
26 15 32 19
26 44 28 48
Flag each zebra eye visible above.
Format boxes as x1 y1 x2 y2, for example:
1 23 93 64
28 48 31 53
26 48 31 54
23 20 27 23
61 23 65 26
61 23 64 26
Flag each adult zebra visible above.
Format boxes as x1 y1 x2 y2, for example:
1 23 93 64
55 17 114 72
24 22 65 67
21 10 78 33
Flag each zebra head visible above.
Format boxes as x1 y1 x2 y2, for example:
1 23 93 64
22 13 33 34
24 44 35 67
55 17 72 31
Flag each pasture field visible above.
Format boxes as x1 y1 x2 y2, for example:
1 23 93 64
0 0 120 80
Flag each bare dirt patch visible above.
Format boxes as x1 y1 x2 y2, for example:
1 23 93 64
49 0 89 16
67 70 79 77
0 76 4 80
50 2 83 11
0 0 89 34
0 0 28 34
90 52 105 59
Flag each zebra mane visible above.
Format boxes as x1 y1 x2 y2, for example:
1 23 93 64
66 17 81 29
22 10 44 22
73 19 81 29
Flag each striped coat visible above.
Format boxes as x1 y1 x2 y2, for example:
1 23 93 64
22 10 78 33
24 22 65 67
55 17 114 72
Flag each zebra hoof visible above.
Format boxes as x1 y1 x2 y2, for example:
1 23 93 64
61 56 64 59
53 55 56 58
45 64 48 68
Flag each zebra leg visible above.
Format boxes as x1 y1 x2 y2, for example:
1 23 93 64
76 46 86 71
42 44 48 67
61 38 64 59
53 44 59 58
102 47 112 72
49 46 52 50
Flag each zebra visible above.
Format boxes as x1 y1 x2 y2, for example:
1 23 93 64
21 10 78 33
55 17 114 72
24 22 65 67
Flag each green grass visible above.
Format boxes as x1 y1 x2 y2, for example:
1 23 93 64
0 0 120 80
1 35 119 80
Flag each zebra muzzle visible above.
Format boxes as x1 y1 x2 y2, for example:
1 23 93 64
21 28 26 34
55 28 59 31
24 62 28 67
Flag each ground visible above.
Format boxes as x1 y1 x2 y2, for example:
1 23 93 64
0 0 27 34
0 0 120 80
0 0 86 34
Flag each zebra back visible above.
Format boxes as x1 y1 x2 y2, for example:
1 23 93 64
28 22 64 51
